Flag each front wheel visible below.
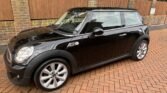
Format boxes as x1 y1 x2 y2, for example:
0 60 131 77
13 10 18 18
131 40 148 61
34 58 70 91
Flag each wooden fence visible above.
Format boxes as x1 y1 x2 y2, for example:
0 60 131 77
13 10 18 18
29 0 88 19
97 0 128 8
0 0 167 20
134 0 152 16
0 0 13 21
155 1 167 15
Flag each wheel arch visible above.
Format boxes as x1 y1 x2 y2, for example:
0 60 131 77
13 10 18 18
131 34 150 55
24 50 78 80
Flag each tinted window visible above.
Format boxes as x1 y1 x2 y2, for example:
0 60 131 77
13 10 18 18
124 12 142 26
92 12 122 29
55 11 87 34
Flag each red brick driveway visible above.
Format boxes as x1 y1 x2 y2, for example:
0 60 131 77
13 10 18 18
0 29 167 93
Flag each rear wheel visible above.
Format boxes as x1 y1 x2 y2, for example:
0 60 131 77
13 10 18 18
34 58 70 91
131 40 148 61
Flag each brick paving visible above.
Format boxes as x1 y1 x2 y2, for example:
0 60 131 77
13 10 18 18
0 29 167 93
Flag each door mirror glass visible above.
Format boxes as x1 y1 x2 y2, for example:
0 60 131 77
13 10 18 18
93 27 104 35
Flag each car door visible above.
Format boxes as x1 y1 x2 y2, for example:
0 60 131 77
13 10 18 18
67 11 132 69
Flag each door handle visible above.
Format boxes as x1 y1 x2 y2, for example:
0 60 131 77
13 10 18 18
119 33 127 37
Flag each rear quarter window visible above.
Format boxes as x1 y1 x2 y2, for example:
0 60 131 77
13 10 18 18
124 12 142 26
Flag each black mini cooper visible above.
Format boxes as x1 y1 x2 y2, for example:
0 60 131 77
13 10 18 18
4 7 149 91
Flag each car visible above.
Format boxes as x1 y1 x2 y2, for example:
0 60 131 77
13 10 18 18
3 7 149 91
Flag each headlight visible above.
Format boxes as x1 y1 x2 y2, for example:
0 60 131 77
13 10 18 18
15 46 34 63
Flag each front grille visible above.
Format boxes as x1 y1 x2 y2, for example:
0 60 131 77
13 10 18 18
6 48 12 63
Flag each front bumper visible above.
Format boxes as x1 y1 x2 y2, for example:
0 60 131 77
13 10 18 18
3 52 31 86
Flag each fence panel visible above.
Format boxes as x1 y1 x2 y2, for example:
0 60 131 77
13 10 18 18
29 0 88 19
97 0 128 8
155 1 167 15
134 0 152 16
0 0 13 21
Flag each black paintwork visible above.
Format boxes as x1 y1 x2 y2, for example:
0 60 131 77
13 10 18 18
3 7 150 86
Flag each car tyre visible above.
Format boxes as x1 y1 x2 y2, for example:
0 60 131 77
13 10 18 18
131 40 148 61
34 58 70 91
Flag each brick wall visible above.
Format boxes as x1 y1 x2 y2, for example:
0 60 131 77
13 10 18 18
0 0 167 45
88 0 97 7
11 0 31 32
31 19 57 28
0 21 15 45
128 0 135 8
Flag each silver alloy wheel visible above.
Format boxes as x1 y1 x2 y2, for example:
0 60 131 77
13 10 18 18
136 42 148 60
39 62 68 89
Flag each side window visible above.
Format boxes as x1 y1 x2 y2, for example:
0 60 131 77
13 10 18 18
124 12 142 26
92 12 122 29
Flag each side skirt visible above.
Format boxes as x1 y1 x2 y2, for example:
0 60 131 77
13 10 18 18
73 54 130 74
